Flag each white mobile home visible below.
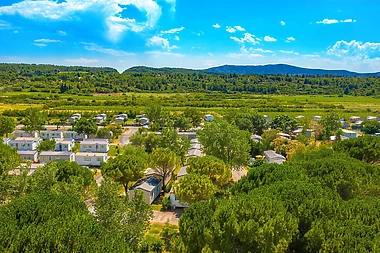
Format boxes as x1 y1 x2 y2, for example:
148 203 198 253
13 130 38 138
63 131 87 140
17 150 38 163
80 139 109 153
55 138 75 151
264 150 286 164
342 129 358 139
129 176 163 204
40 130 64 140
75 152 108 167
39 151 75 163
8 138 41 151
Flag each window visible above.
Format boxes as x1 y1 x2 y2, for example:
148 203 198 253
84 157 91 161
97 157 101 162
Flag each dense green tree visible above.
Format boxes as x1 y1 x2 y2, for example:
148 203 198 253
262 129 279 143
36 139 56 152
183 107 203 128
175 173 217 204
0 116 15 137
73 118 98 136
173 114 192 131
149 148 178 191
198 119 251 168
101 146 148 193
130 132 161 153
232 110 268 135
96 127 111 139
187 156 231 186
318 113 341 140
361 120 380 134
22 107 47 133
146 104 163 123
0 142 20 179
160 127 190 165
271 115 298 134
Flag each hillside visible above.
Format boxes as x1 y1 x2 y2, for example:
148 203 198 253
205 64 380 77
0 63 118 74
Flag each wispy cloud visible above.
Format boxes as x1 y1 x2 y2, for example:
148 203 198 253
65 58 98 63
280 21 286 26
327 40 380 58
58 30 66 36
174 35 180 41
83 43 134 56
234 25 245 31
226 26 236 33
147 36 177 51
213 23 221 29
164 0 176 12
33 43 46 47
250 48 273 53
264 36 277 42
279 50 299 55
316 18 357 24
230 33 259 45
161 26 185 34
286 37 295 42
34 39 61 43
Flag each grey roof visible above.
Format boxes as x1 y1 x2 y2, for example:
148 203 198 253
81 139 109 145
190 138 199 144
251 134 262 140
54 138 74 143
177 166 188 178
187 149 203 157
190 143 202 150
41 130 63 133
10 138 40 143
17 150 38 155
40 151 74 156
76 152 107 157
130 176 162 192
264 150 286 160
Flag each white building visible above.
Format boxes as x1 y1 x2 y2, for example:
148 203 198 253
80 139 109 153
129 176 163 204
314 116 322 121
341 129 358 139
115 117 125 123
95 116 104 124
367 116 377 121
8 138 41 151
55 138 75 151
140 117 149 126
263 150 286 164
75 152 108 166
204 114 214 121
18 150 38 163
63 131 87 141
39 151 75 163
40 130 64 140
13 130 38 138
349 116 360 122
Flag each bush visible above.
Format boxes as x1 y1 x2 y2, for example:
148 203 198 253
140 236 164 253
165 182 173 193
162 196 171 210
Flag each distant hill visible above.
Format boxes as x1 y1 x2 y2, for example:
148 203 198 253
0 63 118 74
124 66 199 74
205 64 380 77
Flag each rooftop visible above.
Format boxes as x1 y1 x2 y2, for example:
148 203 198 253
81 139 109 145
76 152 107 157
264 150 286 160
178 166 188 178
130 176 162 192
40 151 74 156
54 138 74 143
17 150 38 155
187 149 203 157
11 137 40 142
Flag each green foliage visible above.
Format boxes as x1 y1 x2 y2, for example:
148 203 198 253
183 107 203 128
162 196 171 210
36 139 56 152
231 109 268 135
0 142 20 179
334 135 380 164
0 116 15 137
318 113 341 140
22 107 47 133
361 120 380 134
198 119 251 168
96 127 111 139
101 146 148 193
175 173 217 204
73 117 98 136
149 148 178 191
160 128 190 165
271 115 298 134
140 236 164 253
187 156 231 186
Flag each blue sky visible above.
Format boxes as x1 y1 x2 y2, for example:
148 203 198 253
0 0 380 72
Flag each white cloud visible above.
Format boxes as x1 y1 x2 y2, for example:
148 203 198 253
33 43 46 47
58 30 66 36
250 48 273 53
280 21 286 26
0 0 163 42
83 43 135 56
226 26 236 33
279 50 299 55
65 58 98 63
164 0 176 12
147 36 177 51
228 46 263 59
213 23 221 29
234 25 245 31
264 36 277 42
34 39 61 43
316 18 357 25
13 30 19 34
174 35 180 41
161 26 185 34
286 37 295 42
327 40 380 58
230 32 259 45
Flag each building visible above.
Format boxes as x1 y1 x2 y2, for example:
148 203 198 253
204 114 214 121
40 130 64 140
314 116 322 121
341 129 358 139
349 116 360 122
13 130 39 138
139 117 149 126
55 138 75 151
98 114 107 120
8 138 41 151
17 150 38 162
178 132 197 140
39 151 75 163
367 116 377 121
292 128 313 138
263 115 271 122
177 166 188 180
330 136 349 142
95 116 104 124
341 122 350 129
2 138 11 145
263 150 286 164
75 152 108 166
129 176 163 204
115 117 125 123
190 143 201 150
80 139 109 153
63 131 87 141
187 149 203 158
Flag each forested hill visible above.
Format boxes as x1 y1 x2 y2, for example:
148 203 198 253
124 66 199 74
205 64 380 77
0 63 117 74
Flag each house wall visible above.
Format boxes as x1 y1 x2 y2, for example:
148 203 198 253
80 143 109 153
14 131 38 138
9 141 38 151
129 181 163 204
19 153 38 162
344 133 357 139
40 132 64 140
55 141 74 151
75 155 107 166
40 154 74 163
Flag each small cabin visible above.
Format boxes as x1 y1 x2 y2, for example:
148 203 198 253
17 150 38 163
75 152 108 167
129 177 163 204
13 130 38 138
204 114 214 122
40 130 64 140
80 139 109 153
8 138 42 151
55 138 75 151
263 150 286 164
39 151 75 163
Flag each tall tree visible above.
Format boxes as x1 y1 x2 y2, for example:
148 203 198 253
160 127 190 165
149 148 178 191
318 113 341 140
232 110 268 135
187 156 231 186
36 139 56 152
0 116 15 137
101 146 148 193
0 142 20 180
198 119 251 168
183 107 203 128
22 107 47 133
271 115 298 134
175 173 217 204
361 120 380 134
73 118 98 136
